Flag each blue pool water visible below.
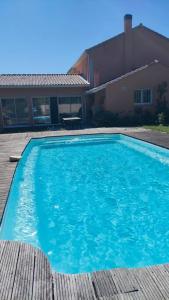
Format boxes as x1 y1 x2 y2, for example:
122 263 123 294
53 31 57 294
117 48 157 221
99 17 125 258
1 134 169 273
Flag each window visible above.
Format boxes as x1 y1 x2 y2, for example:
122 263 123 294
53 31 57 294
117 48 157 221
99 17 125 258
134 90 142 104
143 89 151 103
58 97 82 118
134 89 152 104
1 98 29 127
32 97 51 124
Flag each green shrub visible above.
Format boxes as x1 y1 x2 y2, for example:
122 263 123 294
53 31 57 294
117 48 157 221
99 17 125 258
92 109 157 127
158 112 167 125
93 111 119 127
118 115 138 126
141 111 156 125
156 81 168 114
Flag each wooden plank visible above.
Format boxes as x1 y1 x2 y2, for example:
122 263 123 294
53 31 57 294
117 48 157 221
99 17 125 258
92 269 144 300
11 243 35 300
74 273 97 300
98 290 146 299
53 273 77 300
0 240 6 262
32 247 53 300
53 273 97 300
91 270 118 298
110 268 140 294
133 267 166 299
0 241 20 300
147 265 169 298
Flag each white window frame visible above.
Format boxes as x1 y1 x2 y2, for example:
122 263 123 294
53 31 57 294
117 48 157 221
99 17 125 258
134 89 152 105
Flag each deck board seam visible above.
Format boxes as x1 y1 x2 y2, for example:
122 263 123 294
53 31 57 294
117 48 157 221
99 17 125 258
0 241 5 264
10 244 21 300
145 268 168 299
91 280 100 299
51 275 55 300
31 249 36 300
132 269 166 300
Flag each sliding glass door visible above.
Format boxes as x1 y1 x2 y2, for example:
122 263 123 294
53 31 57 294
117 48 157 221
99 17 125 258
58 97 82 119
1 98 29 127
32 97 51 124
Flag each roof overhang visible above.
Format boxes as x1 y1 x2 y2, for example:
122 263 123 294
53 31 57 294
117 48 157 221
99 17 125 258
86 60 162 95
0 84 90 89
0 74 90 88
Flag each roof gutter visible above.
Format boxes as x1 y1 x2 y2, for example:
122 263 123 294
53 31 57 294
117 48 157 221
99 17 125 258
0 84 90 89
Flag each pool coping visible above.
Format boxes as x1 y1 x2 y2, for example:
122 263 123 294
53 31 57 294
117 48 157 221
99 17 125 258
1 127 169 299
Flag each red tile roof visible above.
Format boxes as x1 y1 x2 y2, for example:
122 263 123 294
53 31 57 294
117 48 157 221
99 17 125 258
0 74 90 88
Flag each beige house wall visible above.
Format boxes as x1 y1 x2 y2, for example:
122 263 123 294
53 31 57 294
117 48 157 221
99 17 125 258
69 53 89 81
90 63 169 116
104 63 169 115
132 27 169 70
89 27 169 88
0 87 87 129
89 34 125 86
69 21 169 88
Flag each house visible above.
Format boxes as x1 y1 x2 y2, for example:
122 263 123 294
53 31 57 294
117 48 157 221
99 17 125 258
1 14 169 131
68 15 169 121
0 74 89 131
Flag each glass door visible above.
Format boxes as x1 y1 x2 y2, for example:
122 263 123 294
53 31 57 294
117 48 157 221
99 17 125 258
1 98 29 127
32 97 51 124
50 97 58 124
58 97 82 120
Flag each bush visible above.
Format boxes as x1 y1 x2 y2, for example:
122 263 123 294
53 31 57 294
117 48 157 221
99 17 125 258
93 109 157 128
117 115 138 126
93 111 119 127
156 81 168 113
158 112 167 125
134 108 156 125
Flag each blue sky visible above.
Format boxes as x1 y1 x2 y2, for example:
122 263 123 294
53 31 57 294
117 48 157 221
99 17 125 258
0 0 169 74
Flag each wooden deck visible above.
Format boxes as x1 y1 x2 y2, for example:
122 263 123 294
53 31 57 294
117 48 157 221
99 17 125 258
1 240 169 299
1 127 169 299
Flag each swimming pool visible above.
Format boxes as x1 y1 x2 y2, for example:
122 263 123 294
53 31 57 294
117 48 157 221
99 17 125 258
1 134 169 274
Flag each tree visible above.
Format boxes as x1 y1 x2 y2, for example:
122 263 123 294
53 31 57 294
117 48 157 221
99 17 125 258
156 81 168 125
156 81 168 113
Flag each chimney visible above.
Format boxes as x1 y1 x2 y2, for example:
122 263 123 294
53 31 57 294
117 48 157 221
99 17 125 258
124 14 133 72
124 14 132 33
